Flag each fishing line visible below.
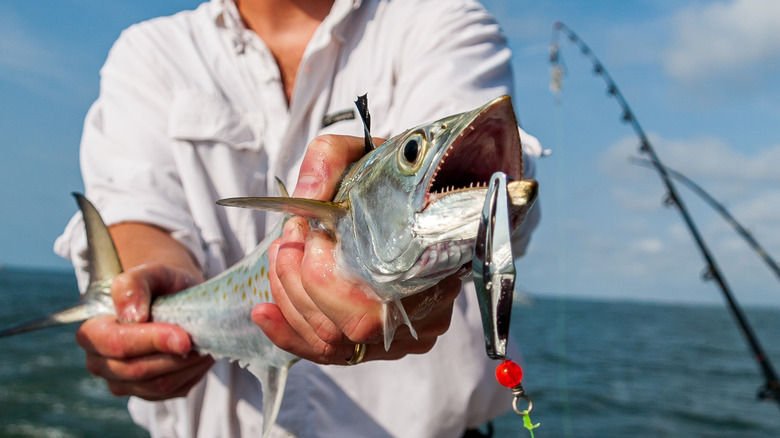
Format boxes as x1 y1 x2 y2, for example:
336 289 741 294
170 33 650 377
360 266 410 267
549 34 575 438
549 21 780 411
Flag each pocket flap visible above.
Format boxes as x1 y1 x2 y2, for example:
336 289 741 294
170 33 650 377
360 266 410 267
168 90 263 150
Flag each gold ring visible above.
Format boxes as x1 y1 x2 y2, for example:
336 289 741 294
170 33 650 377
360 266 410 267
347 343 367 365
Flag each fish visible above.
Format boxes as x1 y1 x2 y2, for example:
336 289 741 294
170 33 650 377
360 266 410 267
0 95 538 436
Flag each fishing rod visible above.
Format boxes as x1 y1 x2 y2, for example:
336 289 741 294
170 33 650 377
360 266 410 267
630 157 780 285
549 21 780 408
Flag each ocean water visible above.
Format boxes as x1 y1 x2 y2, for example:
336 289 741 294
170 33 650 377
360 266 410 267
1 267 779 437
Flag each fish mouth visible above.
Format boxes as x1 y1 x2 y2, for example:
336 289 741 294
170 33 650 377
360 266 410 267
425 96 523 207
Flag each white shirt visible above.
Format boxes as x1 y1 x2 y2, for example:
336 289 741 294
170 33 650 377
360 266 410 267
55 0 541 436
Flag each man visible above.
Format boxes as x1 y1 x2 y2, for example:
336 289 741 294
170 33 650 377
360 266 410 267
55 0 541 436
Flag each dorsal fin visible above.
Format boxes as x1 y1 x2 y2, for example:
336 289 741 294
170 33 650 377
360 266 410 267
217 197 347 234
274 177 290 198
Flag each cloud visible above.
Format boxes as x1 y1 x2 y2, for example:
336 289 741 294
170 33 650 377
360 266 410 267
736 191 780 227
633 237 664 255
601 133 780 188
593 131 780 296
663 0 780 93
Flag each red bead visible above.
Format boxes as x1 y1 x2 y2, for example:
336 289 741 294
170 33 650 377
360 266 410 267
495 359 523 388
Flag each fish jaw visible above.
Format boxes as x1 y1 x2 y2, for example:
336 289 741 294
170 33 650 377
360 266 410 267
339 95 532 299
352 179 537 297
416 95 523 211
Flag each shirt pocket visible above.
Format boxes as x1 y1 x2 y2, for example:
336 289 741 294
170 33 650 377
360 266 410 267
166 88 268 197
167 89 264 151
165 89 269 270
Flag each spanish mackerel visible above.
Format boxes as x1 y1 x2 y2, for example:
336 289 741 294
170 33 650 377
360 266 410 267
0 95 538 436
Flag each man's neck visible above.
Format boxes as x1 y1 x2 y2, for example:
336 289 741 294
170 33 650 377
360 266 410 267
236 0 336 103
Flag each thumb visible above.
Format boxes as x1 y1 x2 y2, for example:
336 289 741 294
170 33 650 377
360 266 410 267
111 264 200 323
292 135 375 201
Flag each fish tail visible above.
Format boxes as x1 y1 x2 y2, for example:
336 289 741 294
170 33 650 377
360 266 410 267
0 193 121 338
0 302 100 337
74 193 123 287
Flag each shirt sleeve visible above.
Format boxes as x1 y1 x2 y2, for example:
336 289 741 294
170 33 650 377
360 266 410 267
54 25 205 287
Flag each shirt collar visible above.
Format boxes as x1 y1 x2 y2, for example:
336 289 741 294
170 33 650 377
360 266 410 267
210 0 361 53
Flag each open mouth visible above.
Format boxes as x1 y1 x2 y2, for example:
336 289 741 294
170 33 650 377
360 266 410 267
425 98 523 206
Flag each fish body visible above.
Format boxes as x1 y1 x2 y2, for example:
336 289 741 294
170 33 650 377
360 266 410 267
0 95 538 436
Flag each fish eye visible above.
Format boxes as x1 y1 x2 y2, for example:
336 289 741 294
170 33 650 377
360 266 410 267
397 132 426 174
403 139 420 163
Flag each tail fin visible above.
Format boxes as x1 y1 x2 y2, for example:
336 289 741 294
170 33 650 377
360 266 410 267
74 193 122 291
0 302 101 337
0 194 121 337
248 363 292 438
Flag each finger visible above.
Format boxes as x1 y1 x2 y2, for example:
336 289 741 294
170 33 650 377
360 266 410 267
252 302 355 364
111 264 200 323
399 274 461 336
104 355 214 401
273 218 345 345
293 135 368 200
76 316 192 358
362 334 439 362
253 300 443 365
86 348 210 383
299 228 384 344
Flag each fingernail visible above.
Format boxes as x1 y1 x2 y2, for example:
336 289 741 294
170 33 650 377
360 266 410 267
120 304 140 323
282 220 304 242
166 332 188 354
293 175 321 199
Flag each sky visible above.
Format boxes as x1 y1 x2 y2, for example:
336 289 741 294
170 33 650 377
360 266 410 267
1 0 779 308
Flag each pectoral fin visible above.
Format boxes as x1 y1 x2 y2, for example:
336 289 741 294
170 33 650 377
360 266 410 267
381 300 418 351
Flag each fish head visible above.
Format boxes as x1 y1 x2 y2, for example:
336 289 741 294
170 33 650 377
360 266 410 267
335 95 538 299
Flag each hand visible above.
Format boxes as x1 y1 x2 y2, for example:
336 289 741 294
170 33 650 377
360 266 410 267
76 225 215 401
253 135 463 364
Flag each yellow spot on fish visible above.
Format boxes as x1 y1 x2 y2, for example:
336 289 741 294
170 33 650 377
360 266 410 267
253 287 258 296
264 290 269 300
215 285 220 292
248 277 252 287
234 284 238 292
227 277 233 285
242 292 246 300
255 273 258 282
223 293 227 300
260 266 265 277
